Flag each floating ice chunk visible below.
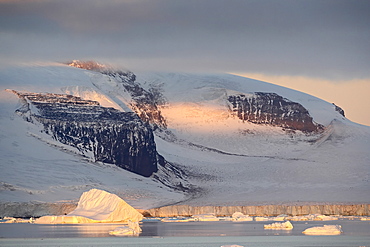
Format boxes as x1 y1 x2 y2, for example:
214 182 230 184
312 214 339 221
302 225 342 235
287 215 310 221
1 217 36 223
109 221 142 236
192 213 219 221
264 221 293 229
1 217 16 223
35 189 143 224
161 216 191 222
231 212 253 221
255 216 269 221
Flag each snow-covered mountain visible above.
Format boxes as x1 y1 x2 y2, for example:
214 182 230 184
0 61 369 211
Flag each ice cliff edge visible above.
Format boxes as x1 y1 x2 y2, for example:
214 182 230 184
34 189 143 224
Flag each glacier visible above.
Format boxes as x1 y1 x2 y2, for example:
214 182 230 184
0 61 369 217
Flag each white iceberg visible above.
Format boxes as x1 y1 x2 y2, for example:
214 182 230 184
35 189 143 224
231 212 253 221
109 221 142 236
264 221 293 229
302 225 342 235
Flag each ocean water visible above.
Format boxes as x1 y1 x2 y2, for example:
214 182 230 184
1 219 369 247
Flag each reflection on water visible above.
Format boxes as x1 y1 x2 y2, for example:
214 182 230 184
1 220 370 247
0 223 125 238
0 219 370 238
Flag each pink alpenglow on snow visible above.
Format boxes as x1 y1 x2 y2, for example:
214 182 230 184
35 189 143 224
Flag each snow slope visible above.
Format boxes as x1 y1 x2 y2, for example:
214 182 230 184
0 64 184 209
0 62 369 209
134 71 370 206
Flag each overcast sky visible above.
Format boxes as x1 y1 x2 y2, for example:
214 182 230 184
1 0 369 125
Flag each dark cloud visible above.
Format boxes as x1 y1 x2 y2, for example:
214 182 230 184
1 0 369 79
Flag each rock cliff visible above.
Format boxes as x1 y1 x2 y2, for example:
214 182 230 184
228 92 323 132
12 91 158 177
332 103 345 117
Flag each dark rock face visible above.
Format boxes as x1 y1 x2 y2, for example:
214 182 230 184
104 70 167 129
332 103 345 117
13 91 158 177
228 92 322 132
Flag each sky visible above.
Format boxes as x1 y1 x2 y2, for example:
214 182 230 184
0 0 369 126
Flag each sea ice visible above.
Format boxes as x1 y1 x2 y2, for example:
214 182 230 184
161 216 192 222
192 213 219 221
255 216 270 221
302 225 342 235
312 214 339 221
0 217 33 223
264 221 293 229
35 189 143 224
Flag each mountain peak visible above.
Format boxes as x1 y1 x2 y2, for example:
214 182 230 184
66 60 109 72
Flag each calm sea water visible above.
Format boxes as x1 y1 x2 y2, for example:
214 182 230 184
1 219 369 246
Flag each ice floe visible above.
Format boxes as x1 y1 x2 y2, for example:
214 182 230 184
161 216 192 222
0 217 33 223
255 216 270 221
192 213 219 221
302 225 342 235
264 221 293 229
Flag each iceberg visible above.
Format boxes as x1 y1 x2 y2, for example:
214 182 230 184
264 221 293 229
35 189 143 224
302 225 342 235
231 212 253 221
